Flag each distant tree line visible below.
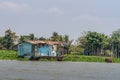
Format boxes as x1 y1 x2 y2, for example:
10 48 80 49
75 29 120 58
1 28 120 58
0 29 72 53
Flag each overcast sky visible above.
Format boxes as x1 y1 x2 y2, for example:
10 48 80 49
0 0 120 40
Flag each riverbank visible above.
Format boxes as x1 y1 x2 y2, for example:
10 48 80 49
0 50 120 63
63 54 120 63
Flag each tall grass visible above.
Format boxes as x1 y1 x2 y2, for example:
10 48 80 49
63 54 111 62
0 50 17 60
0 50 120 63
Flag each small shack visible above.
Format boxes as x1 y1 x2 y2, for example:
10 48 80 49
18 40 64 58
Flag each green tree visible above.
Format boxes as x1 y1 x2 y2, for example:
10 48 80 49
111 29 120 58
58 35 63 41
29 34 34 40
64 35 69 42
19 36 26 42
65 40 73 54
53 32 58 36
39 37 46 40
50 32 72 54
0 37 3 46
51 32 69 42
51 32 59 41
2 29 15 49
51 32 63 41
77 31 109 56
19 34 34 42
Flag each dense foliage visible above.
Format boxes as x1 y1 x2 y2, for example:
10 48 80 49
76 31 110 56
111 29 120 58
0 50 17 60
2 29 18 49
1 28 120 59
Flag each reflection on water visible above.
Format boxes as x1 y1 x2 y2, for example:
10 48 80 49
0 60 120 80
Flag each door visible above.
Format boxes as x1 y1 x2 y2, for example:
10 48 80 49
18 45 24 56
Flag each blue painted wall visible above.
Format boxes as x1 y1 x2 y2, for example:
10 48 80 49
38 45 50 56
18 42 57 57
38 44 57 56
18 42 32 56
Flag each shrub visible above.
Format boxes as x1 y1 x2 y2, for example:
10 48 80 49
0 50 17 59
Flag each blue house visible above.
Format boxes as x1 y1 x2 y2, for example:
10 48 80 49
18 40 63 58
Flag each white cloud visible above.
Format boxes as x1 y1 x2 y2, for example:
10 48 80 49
0 2 64 16
0 2 30 12
48 8 64 15
35 7 64 16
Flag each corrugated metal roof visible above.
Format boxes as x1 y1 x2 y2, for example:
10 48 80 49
25 40 45 45
46 41 59 45
25 40 60 45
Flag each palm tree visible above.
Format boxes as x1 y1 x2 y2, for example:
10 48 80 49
29 34 34 40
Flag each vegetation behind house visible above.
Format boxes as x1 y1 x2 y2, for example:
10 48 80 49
1 29 120 62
